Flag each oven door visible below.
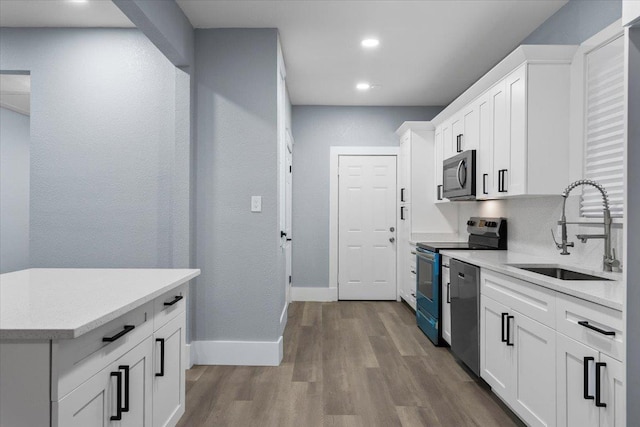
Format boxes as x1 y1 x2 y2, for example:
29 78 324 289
443 150 476 200
415 248 439 318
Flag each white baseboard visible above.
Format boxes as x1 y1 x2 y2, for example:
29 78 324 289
192 337 283 366
185 344 193 369
279 302 288 335
291 286 338 301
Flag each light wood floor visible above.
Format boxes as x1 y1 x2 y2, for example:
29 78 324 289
178 301 523 427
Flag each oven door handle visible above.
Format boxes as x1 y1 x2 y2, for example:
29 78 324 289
415 250 436 261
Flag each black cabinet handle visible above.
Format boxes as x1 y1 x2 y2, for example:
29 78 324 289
498 169 508 193
156 338 165 377
437 185 443 201
595 362 607 407
281 231 287 238
483 173 488 195
584 356 595 400
103 325 135 343
456 134 463 152
578 320 615 336
400 188 405 202
118 365 130 412
110 371 123 421
400 206 405 220
164 295 184 306
506 315 514 346
501 313 509 343
410 270 417 274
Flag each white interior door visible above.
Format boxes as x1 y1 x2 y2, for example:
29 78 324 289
338 155 397 300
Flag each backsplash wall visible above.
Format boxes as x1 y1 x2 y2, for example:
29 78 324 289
456 196 624 272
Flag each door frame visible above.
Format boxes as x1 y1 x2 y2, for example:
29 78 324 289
329 146 400 298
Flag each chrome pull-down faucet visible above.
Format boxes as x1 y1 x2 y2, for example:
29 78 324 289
552 179 619 272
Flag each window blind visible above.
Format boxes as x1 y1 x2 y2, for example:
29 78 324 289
582 35 625 218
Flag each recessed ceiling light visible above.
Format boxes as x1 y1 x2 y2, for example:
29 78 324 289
361 39 380 48
68 0 88 4
356 82 371 91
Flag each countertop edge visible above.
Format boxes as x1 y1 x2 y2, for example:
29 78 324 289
0 269 200 340
439 251 623 311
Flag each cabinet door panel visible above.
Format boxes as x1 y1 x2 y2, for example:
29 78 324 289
442 121 454 160
512 313 556 427
480 295 513 400
492 80 509 188
506 64 527 195
600 353 625 427
477 93 493 198
556 333 599 427
118 337 153 427
55 369 110 427
441 264 451 345
462 105 479 150
153 314 186 427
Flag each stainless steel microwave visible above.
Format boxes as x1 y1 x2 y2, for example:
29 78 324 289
442 150 476 200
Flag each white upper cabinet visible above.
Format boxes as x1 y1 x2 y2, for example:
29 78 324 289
433 45 577 201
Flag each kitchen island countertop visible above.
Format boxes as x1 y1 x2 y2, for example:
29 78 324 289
0 268 200 340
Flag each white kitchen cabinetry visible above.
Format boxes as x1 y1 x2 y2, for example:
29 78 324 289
398 242 417 310
477 267 625 427
440 256 451 345
434 45 576 199
623 0 640 27
434 128 444 202
480 271 556 427
556 294 625 427
0 280 190 427
56 336 153 427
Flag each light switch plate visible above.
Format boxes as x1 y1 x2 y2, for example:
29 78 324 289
251 196 262 212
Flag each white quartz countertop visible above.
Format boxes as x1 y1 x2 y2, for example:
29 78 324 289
0 268 200 340
439 250 623 311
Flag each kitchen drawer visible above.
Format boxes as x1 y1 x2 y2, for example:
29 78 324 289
481 270 556 328
51 301 153 400
153 284 187 331
556 293 624 361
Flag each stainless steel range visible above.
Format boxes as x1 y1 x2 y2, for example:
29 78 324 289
414 217 507 352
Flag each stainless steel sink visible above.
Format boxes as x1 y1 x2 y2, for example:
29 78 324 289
508 265 613 281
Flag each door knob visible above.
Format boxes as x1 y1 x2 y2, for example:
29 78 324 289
390 227 395 232
389 237 395 243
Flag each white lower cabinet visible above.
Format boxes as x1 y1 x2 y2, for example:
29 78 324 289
56 336 153 427
153 314 186 427
479 269 625 427
556 330 625 427
480 294 555 427
440 257 451 345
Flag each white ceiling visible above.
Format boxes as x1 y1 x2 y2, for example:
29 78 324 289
0 0 568 107
0 74 31 115
0 0 134 28
177 0 568 106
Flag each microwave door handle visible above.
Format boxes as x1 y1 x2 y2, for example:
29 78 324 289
456 160 465 188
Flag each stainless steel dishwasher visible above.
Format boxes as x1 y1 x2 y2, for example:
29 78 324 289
450 258 480 376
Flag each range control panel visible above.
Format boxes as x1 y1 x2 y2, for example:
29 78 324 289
466 217 507 238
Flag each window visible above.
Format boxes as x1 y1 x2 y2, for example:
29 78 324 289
581 35 625 218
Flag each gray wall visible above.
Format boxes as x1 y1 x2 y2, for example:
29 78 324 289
626 25 640 426
113 0 194 69
291 106 442 287
522 0 621 44
0 28 189 269
0 107 30 273
194 29 282 342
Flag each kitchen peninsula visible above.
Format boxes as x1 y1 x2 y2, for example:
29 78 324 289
0 268 199 427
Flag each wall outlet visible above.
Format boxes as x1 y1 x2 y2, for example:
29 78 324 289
251 196 262 212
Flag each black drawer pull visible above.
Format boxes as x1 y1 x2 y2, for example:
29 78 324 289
118 365 130 412
483 173 488 195
103 325 135 342
506 315 514 346
584 357 594 400
164 295 184 306
156 338 165 377
578 321 615 336
595 362 607 407
501 313 509 343
410 270 416 274
110 371 123 421
446 283 450 304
